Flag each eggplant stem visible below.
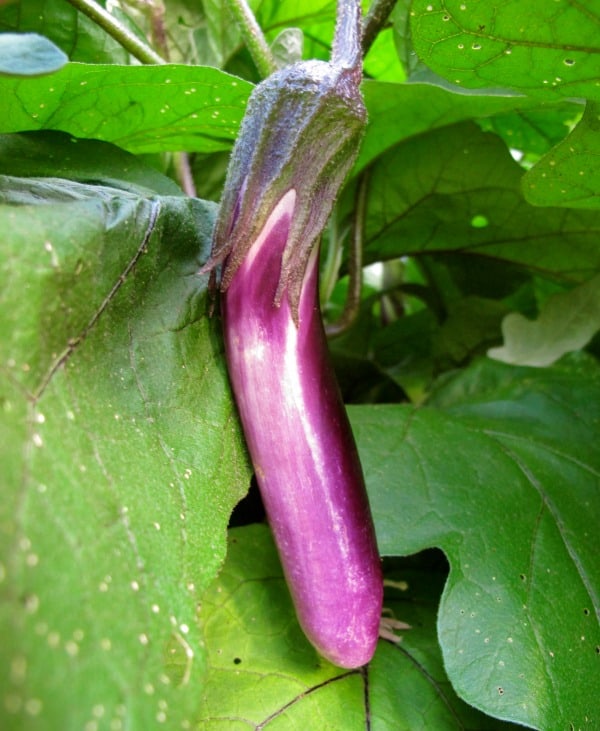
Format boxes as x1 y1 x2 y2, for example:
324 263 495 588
332 0 363 74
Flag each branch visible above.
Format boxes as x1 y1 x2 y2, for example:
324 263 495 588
362 0 398 56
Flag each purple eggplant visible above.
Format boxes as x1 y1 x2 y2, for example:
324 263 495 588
205 0 382 668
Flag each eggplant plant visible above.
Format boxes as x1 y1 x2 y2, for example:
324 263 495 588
1 0 599 728
203 0 383 669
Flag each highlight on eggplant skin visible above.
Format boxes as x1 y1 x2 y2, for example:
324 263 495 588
204 1 383 668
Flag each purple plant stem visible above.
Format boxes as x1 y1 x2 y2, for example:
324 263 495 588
222 189 383 668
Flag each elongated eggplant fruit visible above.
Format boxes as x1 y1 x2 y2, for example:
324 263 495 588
222 190 382 668
206 1 382 668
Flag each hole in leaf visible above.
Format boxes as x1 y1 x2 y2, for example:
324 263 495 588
228 476 266 526
470 214 489 228
233 657 242 665
583 608 590 616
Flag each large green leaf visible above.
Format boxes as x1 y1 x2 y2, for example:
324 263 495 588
361 121 600 281
0 62 252 154
197 524 515 729
358 80 579 171
0 134 250 730
409 0 600 102
350 358 600 729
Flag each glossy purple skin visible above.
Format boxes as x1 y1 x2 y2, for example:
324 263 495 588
222 190 383 668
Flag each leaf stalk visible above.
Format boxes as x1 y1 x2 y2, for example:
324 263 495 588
66 0 165 64
224 0 277 78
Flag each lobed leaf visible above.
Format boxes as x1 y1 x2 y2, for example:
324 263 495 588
480 106 581 159
358 80 580 172
350 358 600 729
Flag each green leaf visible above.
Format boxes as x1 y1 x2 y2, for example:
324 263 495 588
0 63 252 154
202 0 335 71
197 524 516 729
202 0 246 69
409 0 600 101
489 273 600 366
349 358 600 729
433 295 508 366
0 0 130 65
362 121 600 282
479 106 579 159
523 102 600 208
372 567 515 730
258 0 335 60
0 130 183 195
359 79 580 171
0 134 250 730
0 32 67 76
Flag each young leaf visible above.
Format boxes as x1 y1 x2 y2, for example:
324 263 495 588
489 273 600 367
0 0 130 64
